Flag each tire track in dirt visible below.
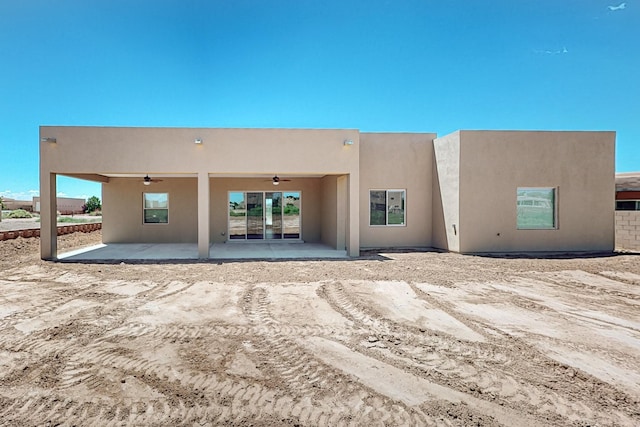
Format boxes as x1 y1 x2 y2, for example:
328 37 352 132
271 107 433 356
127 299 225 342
317 282 392 333
21 344 431 426
142 280 196 301
1 308 427 426
534 270 640 301
0 273 122 331
3 323 440 424
103 322 358 341
317 282 554 423
242 286 360 396
408 282 504 340
317 281 639 426
3 341 280 425
0 280 86 328
240 285 442 426
3 260 638 425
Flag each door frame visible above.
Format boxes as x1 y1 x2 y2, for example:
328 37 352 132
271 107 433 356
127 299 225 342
227 190 302 242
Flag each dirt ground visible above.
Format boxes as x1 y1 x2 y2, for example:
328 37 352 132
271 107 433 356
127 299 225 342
0 232 639 426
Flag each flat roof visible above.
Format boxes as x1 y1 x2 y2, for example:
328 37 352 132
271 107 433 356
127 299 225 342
616 172 640 191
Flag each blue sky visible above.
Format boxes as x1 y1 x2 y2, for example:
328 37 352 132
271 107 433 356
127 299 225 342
1 0 638 201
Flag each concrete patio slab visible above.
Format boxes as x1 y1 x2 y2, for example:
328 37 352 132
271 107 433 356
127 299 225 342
57 242 347 261
211 242 347 259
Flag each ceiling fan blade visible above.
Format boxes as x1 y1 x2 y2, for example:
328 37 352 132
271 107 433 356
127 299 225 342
270 175 292 181
142 175 163 184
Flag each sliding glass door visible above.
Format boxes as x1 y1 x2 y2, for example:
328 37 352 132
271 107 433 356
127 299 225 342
228 192 246 240
246 192 264 239
228 191 300 240
265 192 282 239
282 192 300 239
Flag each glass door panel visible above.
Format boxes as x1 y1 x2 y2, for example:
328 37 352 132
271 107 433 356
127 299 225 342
283 192 301 239
228 192 246 239
246 192 264 239
228 191 301 241
265 192 282 239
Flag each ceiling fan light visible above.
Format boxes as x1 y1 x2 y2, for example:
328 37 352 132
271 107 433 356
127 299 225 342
273 180 279 185
143 181 151 186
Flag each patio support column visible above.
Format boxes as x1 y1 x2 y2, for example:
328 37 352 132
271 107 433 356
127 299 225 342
197 172 210 258
40 172 57 260
337 175 347 250
346 173 360 257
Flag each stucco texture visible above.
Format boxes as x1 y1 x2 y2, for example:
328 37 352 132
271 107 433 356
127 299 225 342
39 126 616 258
358 132 436 249
456 131 615 253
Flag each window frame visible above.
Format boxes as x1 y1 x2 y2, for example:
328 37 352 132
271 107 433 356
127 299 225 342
369 189 406 227
615 200 640 211
516 187 557 230
227 190 302 240
143 192 169 225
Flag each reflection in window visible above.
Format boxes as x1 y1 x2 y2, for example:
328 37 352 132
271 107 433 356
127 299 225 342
370 190 386 225
227 191 301 240
283 192 300 239
387 190 405 225
516 188 556 229
370 190 405 226
229 192 246 239
246 192 263 239
143 193 168 224
265 192 282 239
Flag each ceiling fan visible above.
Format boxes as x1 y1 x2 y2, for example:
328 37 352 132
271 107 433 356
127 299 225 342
142 174 163 186
268 175 291 186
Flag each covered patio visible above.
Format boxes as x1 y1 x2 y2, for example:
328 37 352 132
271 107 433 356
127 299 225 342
57 242 348 262
40 127 361 261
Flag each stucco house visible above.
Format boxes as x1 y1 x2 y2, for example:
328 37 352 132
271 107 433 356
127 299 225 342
614 172 640 251
32 196 86 215
39 126 616 260
615 172 640 210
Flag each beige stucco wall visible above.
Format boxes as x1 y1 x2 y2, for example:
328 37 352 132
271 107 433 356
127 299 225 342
320 176 338 248
432 132 461 252
358 132 435 249
615 211 640 251
103 177 197 243
458 131 616 253
40 127 360 176
62 175 351 247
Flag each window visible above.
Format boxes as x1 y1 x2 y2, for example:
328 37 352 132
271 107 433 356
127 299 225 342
143 193 169 224
517 188 556 229
616 200 640 211
370 190 405 226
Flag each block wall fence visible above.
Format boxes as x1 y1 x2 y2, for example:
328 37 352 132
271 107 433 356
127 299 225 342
0 223 101 242
615 211 640 251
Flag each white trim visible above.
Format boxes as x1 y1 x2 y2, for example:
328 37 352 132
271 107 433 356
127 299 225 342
143 192 169 225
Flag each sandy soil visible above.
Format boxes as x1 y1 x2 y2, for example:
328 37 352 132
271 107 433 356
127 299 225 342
0 232 639 426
